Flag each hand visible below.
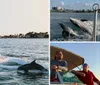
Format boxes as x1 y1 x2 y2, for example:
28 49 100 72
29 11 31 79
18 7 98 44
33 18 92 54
71 70 76 73
51 65 58 70
58 66 68 71
96 81 100 85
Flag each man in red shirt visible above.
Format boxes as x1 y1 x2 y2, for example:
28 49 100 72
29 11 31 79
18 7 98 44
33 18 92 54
71 63 100 85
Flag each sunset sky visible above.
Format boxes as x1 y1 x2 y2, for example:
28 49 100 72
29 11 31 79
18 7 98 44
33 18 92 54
0 0 49 35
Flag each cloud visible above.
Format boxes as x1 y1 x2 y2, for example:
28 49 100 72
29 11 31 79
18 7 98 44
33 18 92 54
85 3 92 6
76 1 79 4
61 1 64 6
72 1 80 6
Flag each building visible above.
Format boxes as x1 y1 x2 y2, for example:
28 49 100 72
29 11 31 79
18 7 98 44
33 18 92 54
52 6 63 11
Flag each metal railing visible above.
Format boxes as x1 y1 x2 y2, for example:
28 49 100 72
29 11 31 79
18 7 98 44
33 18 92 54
92 3 99 41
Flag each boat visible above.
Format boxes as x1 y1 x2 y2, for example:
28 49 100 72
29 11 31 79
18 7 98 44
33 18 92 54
50 46 84 84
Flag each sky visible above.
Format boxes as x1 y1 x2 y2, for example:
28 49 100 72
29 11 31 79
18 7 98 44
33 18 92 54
50 0 100 10
51 42 100 79
0 0 49 35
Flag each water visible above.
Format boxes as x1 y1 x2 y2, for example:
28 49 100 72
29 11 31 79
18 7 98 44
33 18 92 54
0 38 49 85
50 12 100 41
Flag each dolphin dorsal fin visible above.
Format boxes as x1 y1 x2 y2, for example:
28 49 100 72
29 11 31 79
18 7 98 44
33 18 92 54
30 59 36 64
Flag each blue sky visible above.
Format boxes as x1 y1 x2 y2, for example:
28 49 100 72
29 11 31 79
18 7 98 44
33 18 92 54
50 42 100 79
50 0 100 10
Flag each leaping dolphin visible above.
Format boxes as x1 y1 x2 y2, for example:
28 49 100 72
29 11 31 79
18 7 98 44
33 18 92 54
59 23 79 39
17 60 48 74
70 18 93 35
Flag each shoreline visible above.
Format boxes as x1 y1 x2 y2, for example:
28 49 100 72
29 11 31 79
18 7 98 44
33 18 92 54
50 12 95 13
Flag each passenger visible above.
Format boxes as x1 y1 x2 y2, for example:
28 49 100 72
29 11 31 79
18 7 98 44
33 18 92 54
50 51 68 82
71 63 100 85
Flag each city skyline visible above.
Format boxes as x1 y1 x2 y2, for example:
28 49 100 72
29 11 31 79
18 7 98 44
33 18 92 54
50 0 100 10
51 43 100 79
0 0 49 35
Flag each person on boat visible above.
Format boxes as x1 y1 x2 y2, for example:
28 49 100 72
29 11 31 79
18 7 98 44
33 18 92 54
50 51 68 82
71 63 100 85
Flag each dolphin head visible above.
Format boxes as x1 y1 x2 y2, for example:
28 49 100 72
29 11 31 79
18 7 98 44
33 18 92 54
59 23 67 31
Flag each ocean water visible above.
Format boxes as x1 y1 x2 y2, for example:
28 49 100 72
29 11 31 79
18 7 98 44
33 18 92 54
50 12 100 41
0 38 49 85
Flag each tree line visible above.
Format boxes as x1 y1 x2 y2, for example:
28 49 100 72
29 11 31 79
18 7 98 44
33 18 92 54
0 32 49 38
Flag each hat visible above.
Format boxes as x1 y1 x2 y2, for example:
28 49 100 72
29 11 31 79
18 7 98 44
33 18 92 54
83 63 88 67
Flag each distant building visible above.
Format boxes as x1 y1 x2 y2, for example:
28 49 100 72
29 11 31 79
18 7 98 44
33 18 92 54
52 6 63 11
52 7 57 10
57 6 62 10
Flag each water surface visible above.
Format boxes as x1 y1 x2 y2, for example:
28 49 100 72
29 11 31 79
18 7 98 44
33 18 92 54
0 38 49 85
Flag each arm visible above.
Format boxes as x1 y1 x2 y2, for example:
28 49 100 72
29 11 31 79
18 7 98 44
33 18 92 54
96 81 100 85
50 60 58 71
51 65 58 71
71 70 85 77
58 66 68 71
92 73 100 85
58 61 68 71
51 60 68 72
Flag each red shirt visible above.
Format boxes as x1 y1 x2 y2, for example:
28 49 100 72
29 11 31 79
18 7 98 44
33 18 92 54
77 70 99 85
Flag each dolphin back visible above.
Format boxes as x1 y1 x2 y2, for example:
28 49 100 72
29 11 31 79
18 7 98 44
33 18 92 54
30 60 47 71
17 59 48 74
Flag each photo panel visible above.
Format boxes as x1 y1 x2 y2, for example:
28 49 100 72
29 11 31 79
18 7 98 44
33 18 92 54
0 0 49 85
50 0 100 41
50 42 100 85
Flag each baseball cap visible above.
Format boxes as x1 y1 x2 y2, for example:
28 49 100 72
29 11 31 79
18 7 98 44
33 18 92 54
83 63 88 67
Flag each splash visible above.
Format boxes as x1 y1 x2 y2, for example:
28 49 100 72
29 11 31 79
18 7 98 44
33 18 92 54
0 57 27 65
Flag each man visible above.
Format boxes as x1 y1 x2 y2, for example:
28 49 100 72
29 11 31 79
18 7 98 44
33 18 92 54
50 51 68 82
71 63 100 85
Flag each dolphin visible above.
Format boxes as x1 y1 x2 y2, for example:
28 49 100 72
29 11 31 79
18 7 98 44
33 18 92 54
17 60 48 74
59 23 79 39
70 17 93 35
